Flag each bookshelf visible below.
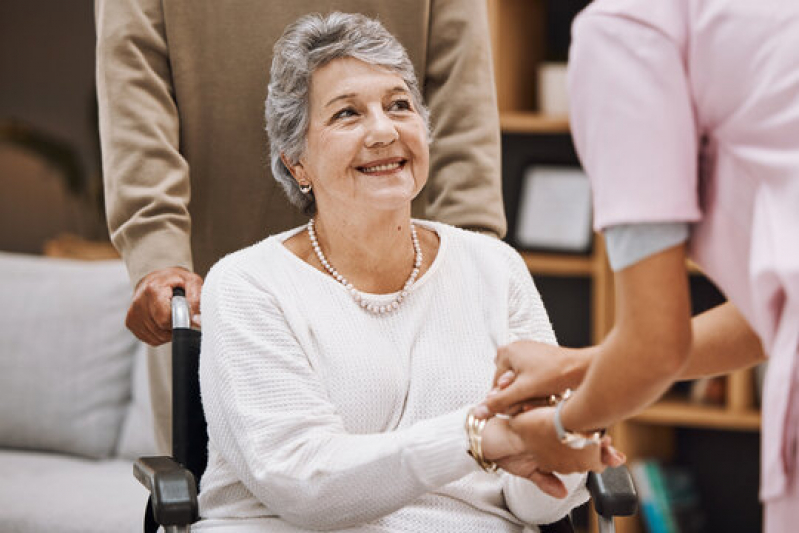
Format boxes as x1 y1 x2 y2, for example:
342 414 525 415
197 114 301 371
500 112 569 135
487 0 575 134
632 397 761 432
487 1 763 532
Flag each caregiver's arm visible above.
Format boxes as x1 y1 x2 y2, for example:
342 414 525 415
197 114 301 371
487 242 691 463
560 259 767 434
556 244 692 433
483 270 767 423
479 244 691 472
680 301 766 379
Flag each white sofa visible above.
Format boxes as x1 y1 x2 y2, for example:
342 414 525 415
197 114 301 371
0 252 156 532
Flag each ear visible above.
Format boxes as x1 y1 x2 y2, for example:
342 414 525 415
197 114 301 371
281 153 305 182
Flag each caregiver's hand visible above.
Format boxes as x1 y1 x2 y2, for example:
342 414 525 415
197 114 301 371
476 341 594 418
506 406 625 474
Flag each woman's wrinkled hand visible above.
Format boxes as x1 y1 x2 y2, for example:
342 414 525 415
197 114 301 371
126 267 203 345
481 415 570 498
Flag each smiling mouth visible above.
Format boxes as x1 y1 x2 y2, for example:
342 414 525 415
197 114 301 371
358 160 406 174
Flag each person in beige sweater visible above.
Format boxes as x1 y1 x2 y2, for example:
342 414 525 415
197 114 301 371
95 0 506 453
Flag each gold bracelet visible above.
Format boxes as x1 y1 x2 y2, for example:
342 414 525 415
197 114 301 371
466 411 498 473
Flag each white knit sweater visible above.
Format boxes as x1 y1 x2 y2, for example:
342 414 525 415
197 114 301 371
195 221 588 533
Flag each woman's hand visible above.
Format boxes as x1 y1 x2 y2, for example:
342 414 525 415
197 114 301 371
475 341 593 418
481 416 570 498
508 406 624 474
126 267 203 345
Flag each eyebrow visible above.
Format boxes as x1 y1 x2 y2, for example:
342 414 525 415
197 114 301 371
324 86 410 108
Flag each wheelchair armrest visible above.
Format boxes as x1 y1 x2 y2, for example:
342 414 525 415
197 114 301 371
134 456 199 526
587 466 638 518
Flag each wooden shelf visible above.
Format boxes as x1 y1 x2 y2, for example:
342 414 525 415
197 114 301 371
520 250 594 276
686 259 703 274
632 399 761 432
43 234 119 260
500 111 570 134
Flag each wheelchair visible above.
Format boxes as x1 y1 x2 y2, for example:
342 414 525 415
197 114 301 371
134 289 636 533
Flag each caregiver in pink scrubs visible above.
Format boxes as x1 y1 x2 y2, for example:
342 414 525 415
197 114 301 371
479 0 799 529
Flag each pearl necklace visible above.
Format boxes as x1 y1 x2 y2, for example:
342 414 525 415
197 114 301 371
307 217 422 315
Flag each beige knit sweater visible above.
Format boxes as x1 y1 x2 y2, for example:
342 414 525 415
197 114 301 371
196 221 588 532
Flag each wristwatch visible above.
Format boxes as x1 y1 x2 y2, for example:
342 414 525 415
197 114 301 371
552 389 603 450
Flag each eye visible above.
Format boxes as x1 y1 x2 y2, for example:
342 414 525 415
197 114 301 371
388 99 413 112
332 107 358 120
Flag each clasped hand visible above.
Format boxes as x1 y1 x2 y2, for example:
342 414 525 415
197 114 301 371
126 267 203 345
477 340 625 498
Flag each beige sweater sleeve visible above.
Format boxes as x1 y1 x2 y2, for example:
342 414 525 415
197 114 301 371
423 0 506 239
95 0 193 287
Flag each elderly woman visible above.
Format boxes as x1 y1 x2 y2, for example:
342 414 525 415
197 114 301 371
195 12 593 532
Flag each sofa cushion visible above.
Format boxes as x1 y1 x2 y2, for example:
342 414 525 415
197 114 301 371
0 449 148 533
0 252 137 458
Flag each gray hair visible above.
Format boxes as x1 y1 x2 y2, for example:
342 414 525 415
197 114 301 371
265 12 430 214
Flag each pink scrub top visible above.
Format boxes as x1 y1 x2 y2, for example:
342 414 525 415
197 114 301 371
568 0 799 502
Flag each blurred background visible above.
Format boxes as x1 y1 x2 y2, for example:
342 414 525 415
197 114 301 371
1 0 109 255
0 1 763 532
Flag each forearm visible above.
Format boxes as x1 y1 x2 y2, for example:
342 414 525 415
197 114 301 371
563 326 687 432
562 245 693 432
680 302 766 379
423 0 505 238
216 402 475 529
96 0 192 285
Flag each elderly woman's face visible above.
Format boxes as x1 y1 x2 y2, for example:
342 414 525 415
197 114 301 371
293 57 429 216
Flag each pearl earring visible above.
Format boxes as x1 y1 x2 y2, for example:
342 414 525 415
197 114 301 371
299 182 312 194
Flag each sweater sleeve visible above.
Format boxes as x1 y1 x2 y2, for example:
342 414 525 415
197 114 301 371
95 0 193 287
500 248 590 523
502 472 590 526
199 261 477 530
422 0 506 238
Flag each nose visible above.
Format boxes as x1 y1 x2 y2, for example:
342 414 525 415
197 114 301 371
364 108 399 148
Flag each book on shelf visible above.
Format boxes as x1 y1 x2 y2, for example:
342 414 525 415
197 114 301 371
630 460 677 533
630 460 706 533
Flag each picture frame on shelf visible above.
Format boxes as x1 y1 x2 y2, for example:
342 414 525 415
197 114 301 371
514 165 593 253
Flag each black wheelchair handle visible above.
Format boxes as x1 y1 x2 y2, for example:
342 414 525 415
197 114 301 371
587 466 638 518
